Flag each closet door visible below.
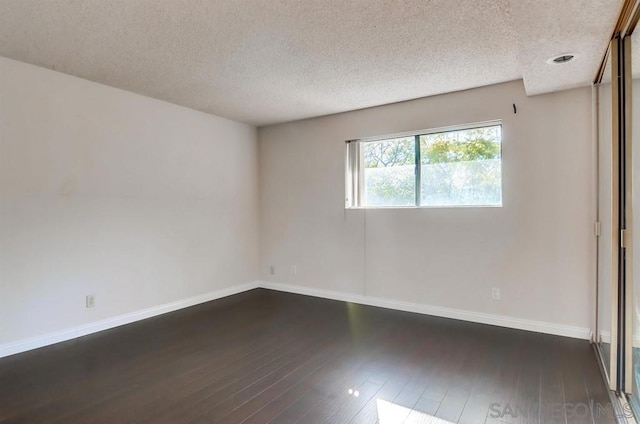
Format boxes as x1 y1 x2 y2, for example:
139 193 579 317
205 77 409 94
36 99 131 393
628 26 640 410
598 40 616 388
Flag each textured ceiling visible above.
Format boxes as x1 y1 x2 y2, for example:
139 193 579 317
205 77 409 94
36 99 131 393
0 0 623 126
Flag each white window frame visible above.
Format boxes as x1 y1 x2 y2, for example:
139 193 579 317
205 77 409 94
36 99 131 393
345 120 503 209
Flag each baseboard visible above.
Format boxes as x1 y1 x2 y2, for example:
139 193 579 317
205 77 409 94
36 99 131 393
0 279 592 358
258 281 591 340
600 330 612 344
0 281 260 359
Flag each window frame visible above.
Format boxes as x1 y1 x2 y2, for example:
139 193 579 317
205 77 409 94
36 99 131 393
345 120 503 209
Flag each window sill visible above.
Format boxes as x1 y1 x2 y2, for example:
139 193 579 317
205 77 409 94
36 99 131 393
345 204 503 210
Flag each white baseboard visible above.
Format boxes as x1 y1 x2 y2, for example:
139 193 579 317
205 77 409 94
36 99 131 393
259 281 591 340
0 281 259 359
0 279 593 359
600 330 612 344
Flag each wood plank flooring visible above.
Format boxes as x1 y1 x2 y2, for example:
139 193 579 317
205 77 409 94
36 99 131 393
0 289 617 423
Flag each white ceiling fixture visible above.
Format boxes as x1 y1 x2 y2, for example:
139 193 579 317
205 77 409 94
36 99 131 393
0 0 623 126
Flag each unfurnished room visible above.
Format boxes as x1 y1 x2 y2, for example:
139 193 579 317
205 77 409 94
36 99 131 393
2 0 640 423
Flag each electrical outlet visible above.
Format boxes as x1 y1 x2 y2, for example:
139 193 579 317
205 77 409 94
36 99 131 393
491 288 501 301
86 295 95 308
291 265 297 276
270 265 275 275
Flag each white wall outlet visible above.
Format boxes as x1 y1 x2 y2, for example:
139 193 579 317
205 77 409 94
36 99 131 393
86 294 95 308
491 288 501 301
291 265 297 276
270 265 275 275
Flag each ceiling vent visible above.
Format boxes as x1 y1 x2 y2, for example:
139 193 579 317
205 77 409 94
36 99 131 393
548 54 576 64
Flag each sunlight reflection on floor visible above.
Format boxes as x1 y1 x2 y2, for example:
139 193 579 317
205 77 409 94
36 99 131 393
376 398 454 424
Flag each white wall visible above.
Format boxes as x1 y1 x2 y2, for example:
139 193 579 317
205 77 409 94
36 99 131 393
0 57 259 347
259 80 595 334
0 58 596 349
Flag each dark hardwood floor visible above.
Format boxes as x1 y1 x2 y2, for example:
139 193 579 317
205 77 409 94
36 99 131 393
0 289 616 423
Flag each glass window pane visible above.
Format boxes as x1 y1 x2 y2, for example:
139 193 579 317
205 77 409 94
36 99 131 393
363 137 415 206
420 125 502 207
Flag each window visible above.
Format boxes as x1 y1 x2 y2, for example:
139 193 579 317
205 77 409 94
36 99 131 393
346 123 502 208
